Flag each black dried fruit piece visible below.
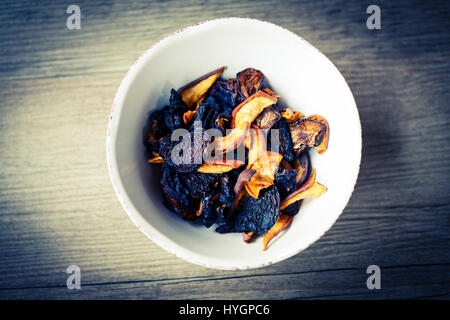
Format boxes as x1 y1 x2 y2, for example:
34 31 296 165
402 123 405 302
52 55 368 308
180 172 221 199
143 108 170 155
254 105 281 130
234 186 280 234
281 200 301 216
163 89 188 132
288 118 326 154
161 165 198 220
200 194 217 228
193 96 222 131
159 129 208 173
209 78 238 115
275 170 298 200
267 119 294 161
217 174 235 208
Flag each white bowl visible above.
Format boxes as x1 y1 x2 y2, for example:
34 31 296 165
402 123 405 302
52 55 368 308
107 18 361 270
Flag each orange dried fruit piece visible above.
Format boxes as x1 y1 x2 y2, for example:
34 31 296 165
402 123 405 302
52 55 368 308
307 114 329 154
243 232 255 243
231 90 278 129
262 213 293 251
148 151 163 163
211 91 277 155
280 169 327 211
197 160 244 173
179 67 225 109
281 107 304 123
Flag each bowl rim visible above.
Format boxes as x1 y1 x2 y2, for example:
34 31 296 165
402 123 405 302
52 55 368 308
106 17 362 270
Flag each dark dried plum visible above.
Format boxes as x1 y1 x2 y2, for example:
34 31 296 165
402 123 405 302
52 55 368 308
274 170 298 200
209 78 238 114
234 186 280 234
267 119 294 161
180 172 221 199
159 129 208 173
281 200 301 216
161 165 198 220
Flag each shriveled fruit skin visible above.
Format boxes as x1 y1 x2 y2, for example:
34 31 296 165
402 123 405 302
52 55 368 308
180 172 221 199
288 118 326 154
274 170 298 200
209 78 238 115
234 186 280 234
254 105 281 130
164 89 188 132
158 129 208 173
267 119 294 162
160 165 198 220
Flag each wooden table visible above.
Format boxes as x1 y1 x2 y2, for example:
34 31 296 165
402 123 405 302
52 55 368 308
1 0 449 300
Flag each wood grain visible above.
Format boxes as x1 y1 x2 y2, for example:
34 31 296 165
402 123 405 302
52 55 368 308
0 0 449 299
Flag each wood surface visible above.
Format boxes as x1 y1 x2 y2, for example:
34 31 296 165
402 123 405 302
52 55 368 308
0 0 449 299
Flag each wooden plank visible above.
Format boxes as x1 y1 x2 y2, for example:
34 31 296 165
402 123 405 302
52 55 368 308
0 0 449 299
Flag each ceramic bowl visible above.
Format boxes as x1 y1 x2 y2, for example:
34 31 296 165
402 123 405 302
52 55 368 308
107 18 361 270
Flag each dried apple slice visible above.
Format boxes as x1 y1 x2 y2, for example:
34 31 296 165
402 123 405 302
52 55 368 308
197 164 236 173
280 169 327 210
307 114 329 154
281 107 304 123
178 67 225 109
212 91 277 154
148 156 163 163
262 213 293 250
245 151 283 198
231 90 278 129
148 151 163 163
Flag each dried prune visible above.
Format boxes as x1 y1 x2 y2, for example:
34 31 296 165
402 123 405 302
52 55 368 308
161 165 198 220
163 89 188 132
143 108 169 155
209 78 238 114
144 67 330 251
268 119 294 161
159 129 208 173
234 186 280 234
180 172 220 199
274 169 298 200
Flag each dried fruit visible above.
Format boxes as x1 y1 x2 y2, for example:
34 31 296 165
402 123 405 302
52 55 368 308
288 118 326 154
262 213 293 250
178 67 225 109
307 114 329 154
144 67 330 250
234 186 280 234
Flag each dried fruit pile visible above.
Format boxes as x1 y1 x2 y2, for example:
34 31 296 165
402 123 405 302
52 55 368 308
144 67 329 250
